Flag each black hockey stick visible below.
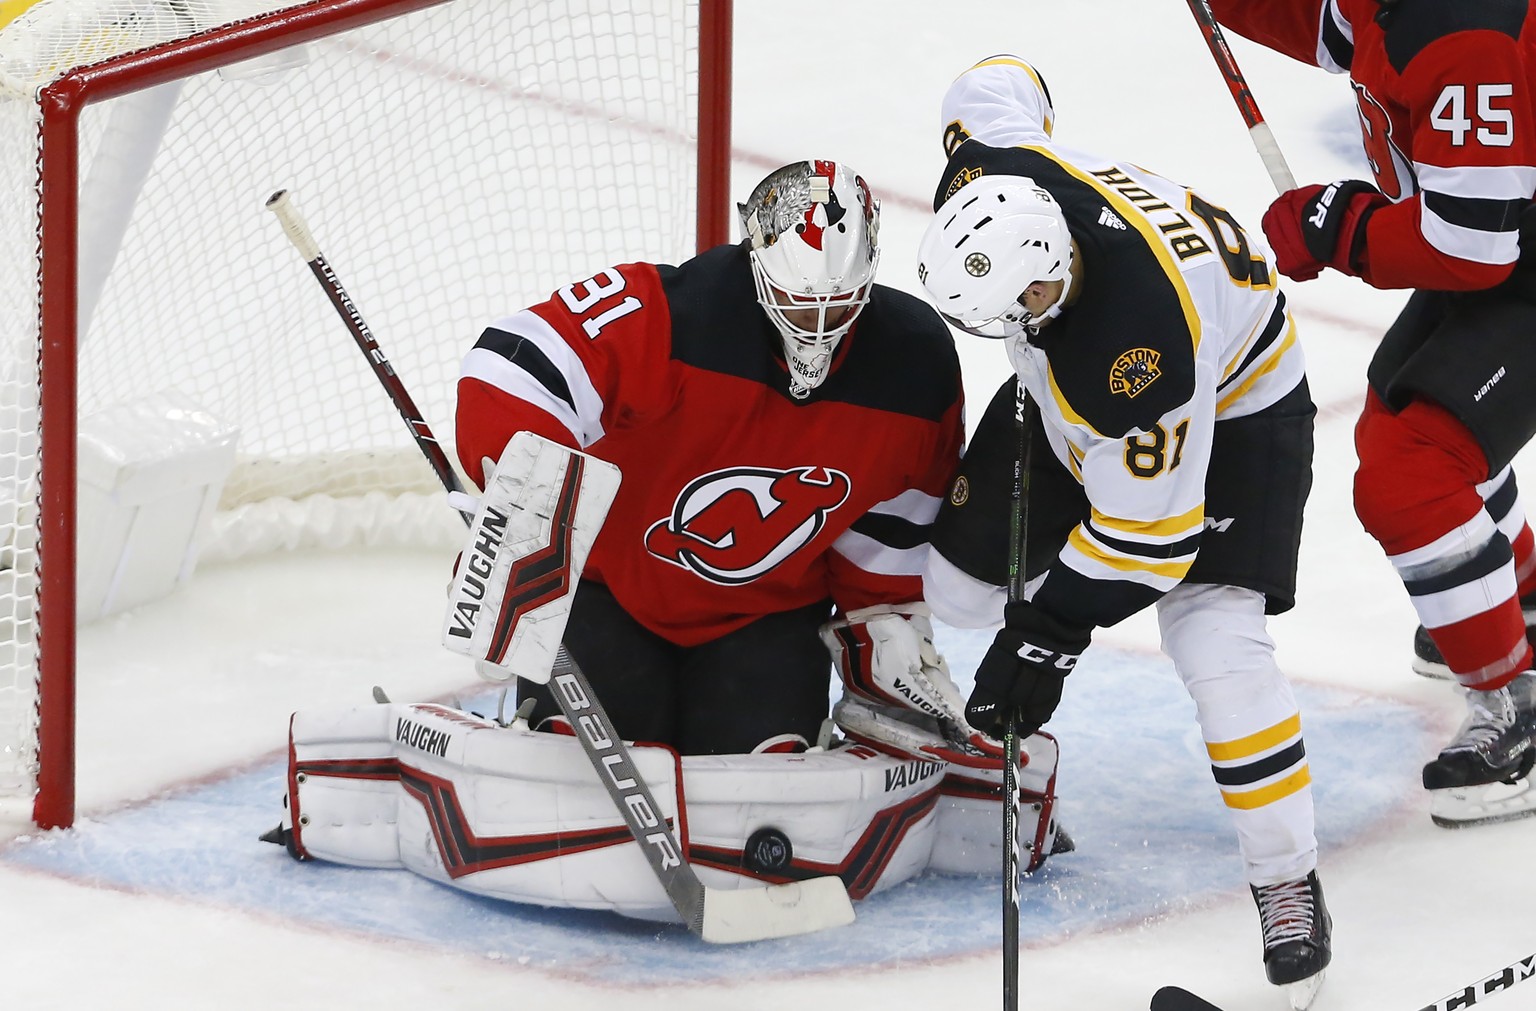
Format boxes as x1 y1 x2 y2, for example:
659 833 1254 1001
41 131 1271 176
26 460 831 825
1002 377 1035 1010
1182 0 1297 193
1149 987 1221 1011
1152 951 1536 1011
267 189 854 943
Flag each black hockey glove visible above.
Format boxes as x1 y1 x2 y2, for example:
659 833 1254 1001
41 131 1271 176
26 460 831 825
965 602 1090 739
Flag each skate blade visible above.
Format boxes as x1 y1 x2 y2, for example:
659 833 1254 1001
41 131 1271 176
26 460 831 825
1286 969 1325 1010
1410 656 1454 681
1429 774 1536 827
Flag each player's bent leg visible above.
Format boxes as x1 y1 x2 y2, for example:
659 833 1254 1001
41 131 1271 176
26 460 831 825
1354 392 1531 689
1489 466 1536 592
1411 466 1536 679
1157 583 1329 1000
1353 394 1536 823
1158 584 1317 882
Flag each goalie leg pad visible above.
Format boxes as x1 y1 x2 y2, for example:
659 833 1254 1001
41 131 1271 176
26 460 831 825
285 705 412 868
284 702 941 916
926 731 1066 875
290 701 688 920
442 431 620 685
680 745 940 900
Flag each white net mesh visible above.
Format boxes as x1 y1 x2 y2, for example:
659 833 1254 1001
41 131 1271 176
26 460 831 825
0 0 703 806
0 80 41 798
0 2 267 94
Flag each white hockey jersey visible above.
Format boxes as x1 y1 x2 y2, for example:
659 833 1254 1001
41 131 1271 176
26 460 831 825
929 57 1307 629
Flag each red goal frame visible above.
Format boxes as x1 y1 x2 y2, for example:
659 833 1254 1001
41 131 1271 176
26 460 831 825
29 0 733 829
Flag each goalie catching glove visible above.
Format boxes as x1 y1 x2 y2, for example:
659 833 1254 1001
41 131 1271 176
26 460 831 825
442 431 619 684
820 602 1002 765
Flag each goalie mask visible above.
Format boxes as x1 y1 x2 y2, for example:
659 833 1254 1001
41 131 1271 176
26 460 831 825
917 174 1074 339
738 160 881 399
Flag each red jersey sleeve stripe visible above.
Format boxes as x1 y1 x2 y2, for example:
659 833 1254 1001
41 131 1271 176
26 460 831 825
459 308 607 446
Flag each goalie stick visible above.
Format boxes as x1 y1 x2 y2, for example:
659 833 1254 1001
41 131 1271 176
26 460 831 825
1151 950 1536 1011
265 189 470 508
1182 0 1297 194
267 188 855 943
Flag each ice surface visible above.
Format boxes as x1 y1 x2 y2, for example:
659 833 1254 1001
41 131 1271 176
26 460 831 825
4 3 1535 1010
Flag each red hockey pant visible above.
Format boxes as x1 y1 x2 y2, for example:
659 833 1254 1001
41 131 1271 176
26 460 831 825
1353 391 1530 688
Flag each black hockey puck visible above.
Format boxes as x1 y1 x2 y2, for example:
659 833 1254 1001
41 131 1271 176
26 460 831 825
743 827 793 874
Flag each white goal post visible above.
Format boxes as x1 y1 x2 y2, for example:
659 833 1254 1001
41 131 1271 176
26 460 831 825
0 0 733 828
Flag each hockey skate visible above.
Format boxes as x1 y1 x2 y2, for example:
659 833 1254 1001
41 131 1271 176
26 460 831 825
1423 672 1536 827
1251 870 1331 1011
1412 593 1536 680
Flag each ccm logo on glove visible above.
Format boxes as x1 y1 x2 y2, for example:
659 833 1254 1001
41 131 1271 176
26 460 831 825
1014 641 1078 670
965 603 1090 739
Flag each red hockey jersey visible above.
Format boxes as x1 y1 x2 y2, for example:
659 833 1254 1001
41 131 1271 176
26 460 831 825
454 243 964 646
1212 0 1536 290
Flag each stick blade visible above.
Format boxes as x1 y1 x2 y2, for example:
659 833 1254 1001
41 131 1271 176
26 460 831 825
1150 986 1225 1011
698 876 855 944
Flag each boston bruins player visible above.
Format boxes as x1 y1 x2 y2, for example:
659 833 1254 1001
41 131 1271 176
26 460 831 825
916 56 1329 1008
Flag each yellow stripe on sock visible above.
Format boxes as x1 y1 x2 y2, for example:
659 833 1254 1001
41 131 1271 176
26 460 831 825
1222 766 1312 810
1206 713 1302 762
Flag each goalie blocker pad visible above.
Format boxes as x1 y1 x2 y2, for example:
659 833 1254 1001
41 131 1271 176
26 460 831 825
282 702 954 921
442 431 620 684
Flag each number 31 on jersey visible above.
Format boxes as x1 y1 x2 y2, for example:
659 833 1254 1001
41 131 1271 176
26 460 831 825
558 268 643 338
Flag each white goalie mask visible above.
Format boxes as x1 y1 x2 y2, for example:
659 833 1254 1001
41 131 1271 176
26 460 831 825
738 160 881 399
916 175 1074 339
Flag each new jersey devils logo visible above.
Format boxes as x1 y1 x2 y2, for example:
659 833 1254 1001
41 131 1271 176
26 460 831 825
795 160 847 251
1353 82 1413 202
645 466 852 584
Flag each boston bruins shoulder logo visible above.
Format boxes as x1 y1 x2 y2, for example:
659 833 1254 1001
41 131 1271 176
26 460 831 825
942 121 973 158
944 165 984 201
1109 348 1161 398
